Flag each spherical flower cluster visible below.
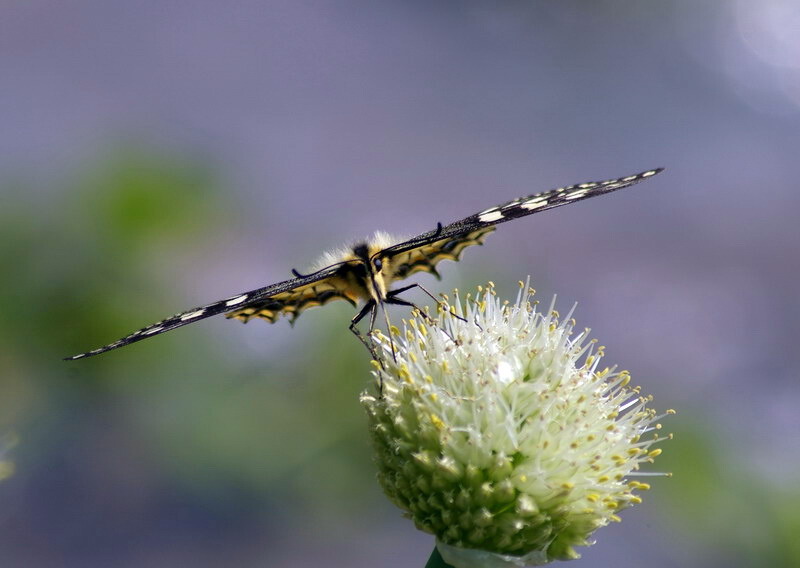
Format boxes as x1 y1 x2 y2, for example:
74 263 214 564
361 281 671 567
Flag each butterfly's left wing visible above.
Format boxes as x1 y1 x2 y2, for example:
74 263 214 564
64 263 347 360
225 264 361 323
380 168 663 266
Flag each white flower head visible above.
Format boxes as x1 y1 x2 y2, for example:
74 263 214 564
361 280 671 567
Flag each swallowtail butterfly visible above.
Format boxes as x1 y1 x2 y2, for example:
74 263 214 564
65 168 662 360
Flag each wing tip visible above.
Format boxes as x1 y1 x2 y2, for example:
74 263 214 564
63 350 96 361
63 345 115 361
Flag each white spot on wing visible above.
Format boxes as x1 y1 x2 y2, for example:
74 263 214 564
478 210 504 223
565 189 589 200
226 294 248 306
521 198 548 210
642 170 657 177
144 326 163 335
180 310 205 321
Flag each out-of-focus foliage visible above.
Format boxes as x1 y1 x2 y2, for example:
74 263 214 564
0 434 16 482
657 423 800 567
0 149 385 566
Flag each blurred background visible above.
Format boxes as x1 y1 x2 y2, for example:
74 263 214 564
2 1 799 566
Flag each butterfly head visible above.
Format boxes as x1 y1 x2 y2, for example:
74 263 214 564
349 240 390 301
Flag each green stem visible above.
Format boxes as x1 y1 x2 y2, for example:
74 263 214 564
426 546 455 568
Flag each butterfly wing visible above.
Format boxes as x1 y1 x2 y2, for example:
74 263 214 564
386 226 496 281
381 168 663 259
225 267 360 323
64 263 347 360
66 168 663 361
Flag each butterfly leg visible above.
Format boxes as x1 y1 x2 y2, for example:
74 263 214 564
387 283 468 324
385 294 465 349
378 300 399 364
388 281 479 346
350 300 391 393
349 300 382 362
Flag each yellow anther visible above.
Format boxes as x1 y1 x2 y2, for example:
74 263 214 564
430 414 445 430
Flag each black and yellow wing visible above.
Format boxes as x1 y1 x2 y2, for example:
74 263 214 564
379 168 663 262
66 168 663 361
386 226 496 281
225 269 359 323
64 263 348 360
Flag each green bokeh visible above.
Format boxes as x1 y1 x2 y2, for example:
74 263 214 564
0 146 381 524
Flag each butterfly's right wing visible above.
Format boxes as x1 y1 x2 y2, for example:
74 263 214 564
384 225 496 281
381 168 663 261
65 263 349 360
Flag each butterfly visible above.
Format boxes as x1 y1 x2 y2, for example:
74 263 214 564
65 168 663 360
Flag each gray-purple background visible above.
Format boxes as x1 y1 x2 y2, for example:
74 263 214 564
2 1 799 567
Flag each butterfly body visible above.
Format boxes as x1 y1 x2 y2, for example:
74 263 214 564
65 168 662 360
